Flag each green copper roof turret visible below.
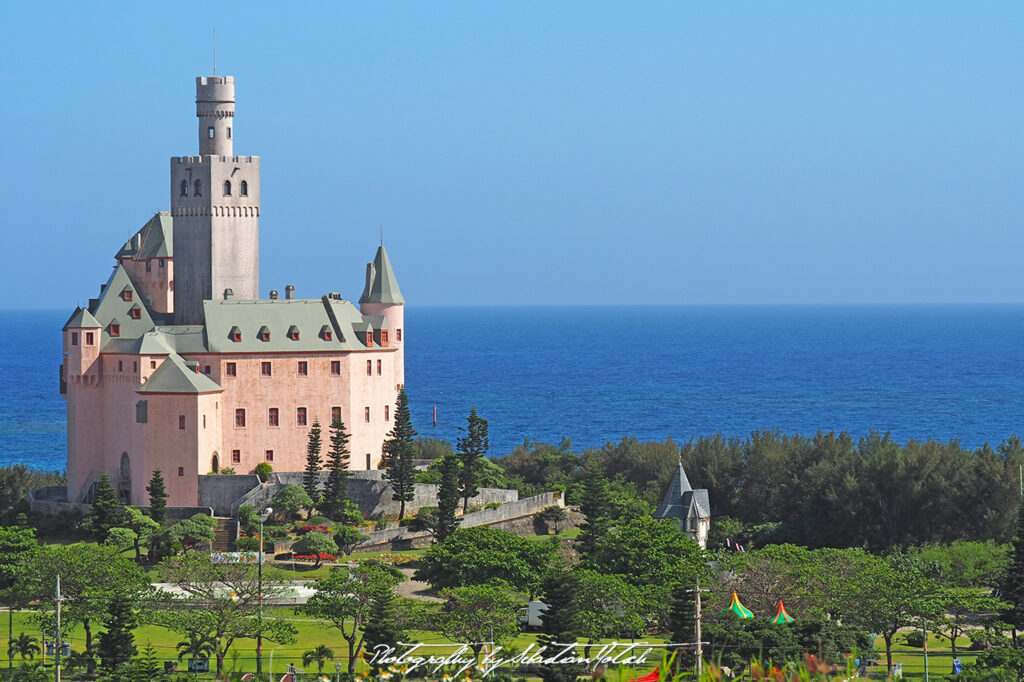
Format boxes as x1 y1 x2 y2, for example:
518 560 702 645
63 307 101 330
359 245 404 305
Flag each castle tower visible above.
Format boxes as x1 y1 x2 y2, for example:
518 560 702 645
359 245 406 386
171 75 260 324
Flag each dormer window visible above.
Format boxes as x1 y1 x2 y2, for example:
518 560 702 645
229 326 241 342
128 307 141 320
223 180 232 196
121 288 133 301
366 331 373 347
109 323 121 337
258 326 270 342
320 325 332 341
287 326 300 341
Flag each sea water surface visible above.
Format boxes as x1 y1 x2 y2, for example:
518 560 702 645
3 305 1024 472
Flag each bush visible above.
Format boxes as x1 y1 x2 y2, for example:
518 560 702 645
238 504 259 535
297 525 332 535
262 524 291 542
104 526 136 551
485 502 502 510
307 515 331 526
335 526 368 555
235 537 261 551
254 462 273 482
270 485 314 521
901 630 926 648
375 517 391 530
292 532 339 566
218 467 237 475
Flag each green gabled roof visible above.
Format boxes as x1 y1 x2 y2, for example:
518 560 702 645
103 330 174 355
63 307 101 330
359 245 404 305
137 353 222 395
89 265 157 347
203 297 389 353
116 212 173 260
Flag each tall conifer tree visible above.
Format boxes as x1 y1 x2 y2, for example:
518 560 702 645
90 473 124 542
146 469 168 525
537 571 582 682
576 458 613 557
322 416 353 522
382 389 417 519
435 455 461 542
303 419 324 504
362 580 406 672
1001 501 1024 644
97 595 137 673
668 583 697 671
456 407 489 512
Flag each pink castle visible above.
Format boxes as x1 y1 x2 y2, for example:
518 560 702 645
60 75 405 507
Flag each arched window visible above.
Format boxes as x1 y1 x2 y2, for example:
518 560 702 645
211 452 220 474
240 180 248 197
223 180 232 196
194 179 202 197
180 180 188 197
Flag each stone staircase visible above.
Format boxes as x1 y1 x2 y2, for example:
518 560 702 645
211 517 236 552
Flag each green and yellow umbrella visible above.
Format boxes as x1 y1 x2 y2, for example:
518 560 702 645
770 600 795 624
720 591 754 619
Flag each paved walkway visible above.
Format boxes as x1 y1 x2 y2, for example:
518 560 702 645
396 567 443 602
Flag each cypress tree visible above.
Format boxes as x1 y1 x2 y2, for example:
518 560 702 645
668 583 697 671
98 595 137 673
576 458 613 557
382 389 417 519
90 473 124 542
322 416 353 522
537 570 582 682
303 419 324 505
435 455 461 542
1001 501 1024 644
362 580 406 671
456 407 489 512
146 469 167 525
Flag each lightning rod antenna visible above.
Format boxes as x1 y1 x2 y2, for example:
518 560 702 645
213 28 217 75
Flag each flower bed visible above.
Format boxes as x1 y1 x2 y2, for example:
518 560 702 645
293 552 337 562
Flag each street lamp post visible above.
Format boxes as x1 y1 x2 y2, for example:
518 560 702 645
257 507 272 677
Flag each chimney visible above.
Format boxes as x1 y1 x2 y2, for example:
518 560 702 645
285 285 295 300
269 290 279 300
223 288 234 300
364 263 376 294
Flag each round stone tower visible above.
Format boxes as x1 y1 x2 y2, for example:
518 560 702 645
197 75 234 156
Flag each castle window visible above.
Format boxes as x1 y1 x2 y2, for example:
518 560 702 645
109 324 120 337
180 180 188 197
146 261 152 273
231 449 241 464
203 365 211 374
169 280 174 291
122 288 133 301
179 415 185 430
223 180 232 196
133 361 137 372
136 400 147 423
86 332 94 345
71 332 78 346
366 331 373 346
194 180 202 197
129 307 141 320
384 405 390 422
208 126 215 139
203 414 206 428
118 360 123 372
364 406 370 423
397 329 402 342
265 450 274 462
235 408 246 427
225 362 236 376
159 259 165 268
366 360 372 376
261 361 272 376
268 408 279 427
297 407 307 426
377 360 382 376
240 180 248 196
258 327 270 341
288 326 300 341
178 467 184 477
366 453 371 469
330 360 340 376
151 360 156 369
381 331 389 346
229 327 241 342
297 361 308 376
227 127 232 139
331 406 341 424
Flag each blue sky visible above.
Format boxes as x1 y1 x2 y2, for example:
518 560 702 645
1 2 1022 308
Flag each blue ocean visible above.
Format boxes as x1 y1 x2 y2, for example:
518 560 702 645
4 305 1024 472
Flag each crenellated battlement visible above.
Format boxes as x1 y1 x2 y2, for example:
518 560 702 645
172 155 259 164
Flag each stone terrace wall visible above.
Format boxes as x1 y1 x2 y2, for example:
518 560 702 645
199 474 261 516
28 486 213 519
232 471 518 519
354 491 565 552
